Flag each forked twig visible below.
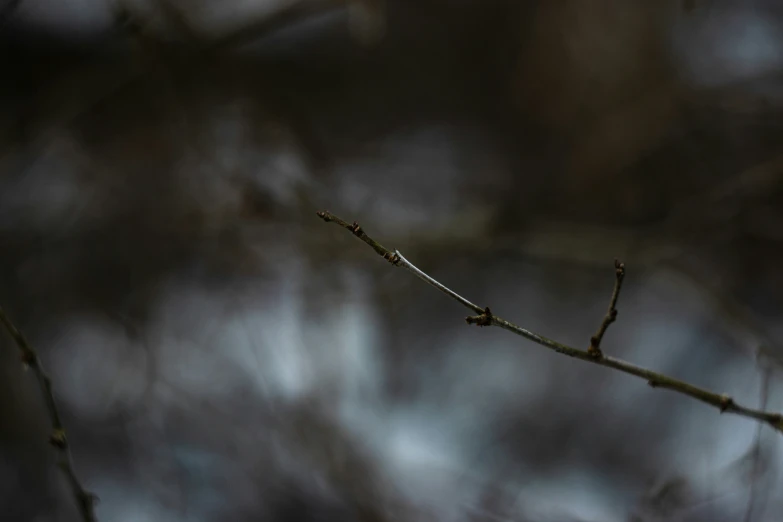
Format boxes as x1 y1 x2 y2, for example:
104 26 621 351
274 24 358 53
316 210 783 435
0 308 98 522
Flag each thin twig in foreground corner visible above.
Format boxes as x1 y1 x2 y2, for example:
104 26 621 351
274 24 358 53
0 307 98 522
316 210 783 435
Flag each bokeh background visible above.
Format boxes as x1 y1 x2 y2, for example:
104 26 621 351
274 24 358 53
2 1 783 520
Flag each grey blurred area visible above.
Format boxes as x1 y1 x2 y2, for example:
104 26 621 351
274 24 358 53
1 0 783 520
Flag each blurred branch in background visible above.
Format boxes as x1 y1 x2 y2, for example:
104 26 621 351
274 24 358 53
112 0 385 51
317 210 783 435
0 308 98 522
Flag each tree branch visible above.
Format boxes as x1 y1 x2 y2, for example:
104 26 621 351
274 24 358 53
0 307 98 522
316 210 783 435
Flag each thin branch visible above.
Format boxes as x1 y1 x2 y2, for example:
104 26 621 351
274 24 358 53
207 0 345 53
0 307 98 522
588 258 625 357
316 210 783 435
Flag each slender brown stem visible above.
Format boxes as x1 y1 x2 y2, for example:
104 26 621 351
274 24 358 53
0 308 98 522
588 259 625 356
316 210 783 435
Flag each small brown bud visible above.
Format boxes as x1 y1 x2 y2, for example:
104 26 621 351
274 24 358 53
49 429 68 449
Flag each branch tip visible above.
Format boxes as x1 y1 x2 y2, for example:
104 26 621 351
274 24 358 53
614 258 625 276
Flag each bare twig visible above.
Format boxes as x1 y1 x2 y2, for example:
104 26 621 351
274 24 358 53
316 210 783 435
588 259 625 357
0 307 98 522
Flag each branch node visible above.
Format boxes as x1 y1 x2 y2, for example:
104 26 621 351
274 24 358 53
382 251 400 265
719 394 734 413
587 336 602 358
648 379 659 388
49 428 68 449
466 307 493 327
349 221 363 236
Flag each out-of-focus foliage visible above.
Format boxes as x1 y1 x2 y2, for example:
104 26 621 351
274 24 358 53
1 1 783 521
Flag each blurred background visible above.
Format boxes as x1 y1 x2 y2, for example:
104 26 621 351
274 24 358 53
1 0 783 520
